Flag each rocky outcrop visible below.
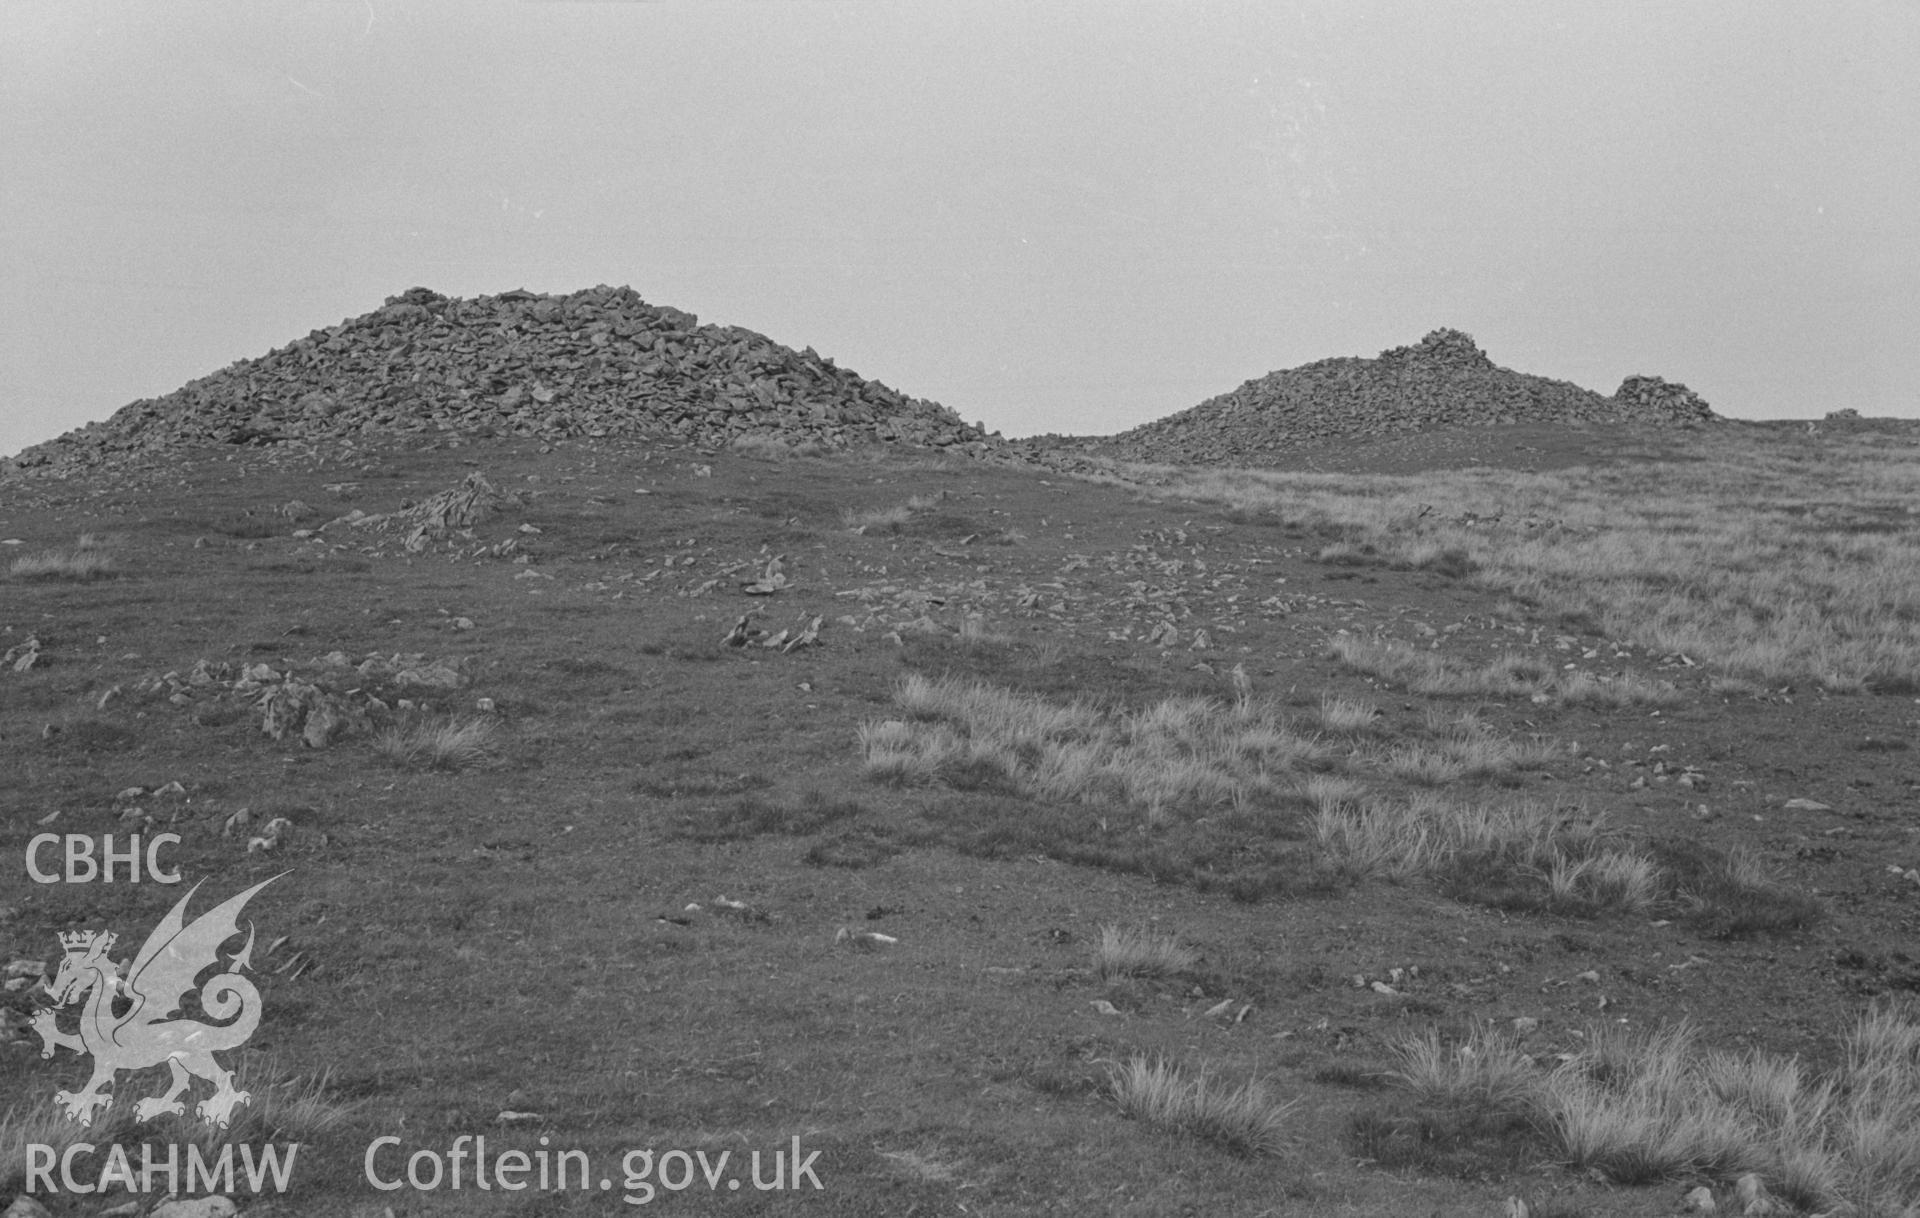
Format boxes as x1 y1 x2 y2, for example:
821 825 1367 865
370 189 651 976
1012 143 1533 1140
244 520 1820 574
11 285 1004 472
1017 328 1716 467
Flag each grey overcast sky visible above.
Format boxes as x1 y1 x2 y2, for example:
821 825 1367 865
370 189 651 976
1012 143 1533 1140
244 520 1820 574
3 1 1917 458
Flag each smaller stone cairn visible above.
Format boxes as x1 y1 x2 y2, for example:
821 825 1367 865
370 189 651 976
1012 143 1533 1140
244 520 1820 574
1020 327 1719 468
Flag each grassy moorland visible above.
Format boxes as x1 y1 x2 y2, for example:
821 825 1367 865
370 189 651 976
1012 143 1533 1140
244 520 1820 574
2 421 1917 1216
1117 424 1920 692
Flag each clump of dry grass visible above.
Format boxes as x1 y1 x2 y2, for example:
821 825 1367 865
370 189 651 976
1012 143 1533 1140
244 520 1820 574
1315 792 1571 879
1330 636 1673 707
374 714 496 770
1 1092 135 1195
862 673 1332 817
9 547 115 580
1317 693 1380 733
0 1062 355 1187
1377 743 1468 786
1554 670 1682 707
1108 1056 1296 1156
145 1061 357 1153
1548 1022 1801 1186
856 718 931 784
1314 792 1660 915
1543 849 1661 913
1391 1023 1544 1112
1377 1004 1920 1213
1093 924 1199 980
1647 837 1823 937
1373 726 1558 785
1330 636 1555 699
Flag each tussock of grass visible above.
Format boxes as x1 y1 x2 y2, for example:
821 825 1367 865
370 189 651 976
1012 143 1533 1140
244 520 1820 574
1377 743 1468 786
1094 924 1199 980
1554 669 1682 708
1302 775 1368 816
1 1094 126 1194
1317 694 1380 733
1440 841 1660 918
2 1063 350 1190
1316 540 1381 566
9 548 115 580
1391 1024 1543 1112
374 714 496 770
1108 1056 1296 1156
1545 850 1660 913
1350 1029 1550 1183
149 1062 355 1152
863 673 1325 817
1313 791 1661 915
1331 636 1673 706
1331 636 1550 698
1648 837 1822 937
1373 1005 1920 1213
1315 791 1598 882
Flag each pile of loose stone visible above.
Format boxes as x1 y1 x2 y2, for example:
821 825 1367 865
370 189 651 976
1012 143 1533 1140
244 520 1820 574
1017 328 1717 467
8 306 1724 480
9 285 1005 474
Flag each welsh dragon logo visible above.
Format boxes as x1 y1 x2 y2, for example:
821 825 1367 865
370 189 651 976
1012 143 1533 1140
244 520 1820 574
32 875 281 1128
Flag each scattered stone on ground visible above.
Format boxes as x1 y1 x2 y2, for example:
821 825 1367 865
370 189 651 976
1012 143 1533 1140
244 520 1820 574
325 469 513 552
121 651 474 748
2 635 39 672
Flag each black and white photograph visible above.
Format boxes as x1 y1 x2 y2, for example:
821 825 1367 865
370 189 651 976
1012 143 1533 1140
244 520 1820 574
4 4 1918 1215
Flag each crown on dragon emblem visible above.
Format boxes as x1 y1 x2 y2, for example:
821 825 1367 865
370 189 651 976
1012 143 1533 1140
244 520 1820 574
58 929 112 953
32 875 283 1129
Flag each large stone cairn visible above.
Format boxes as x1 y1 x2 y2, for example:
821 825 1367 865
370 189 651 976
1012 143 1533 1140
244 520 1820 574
12 285 1002 471
1020 328 1718 467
